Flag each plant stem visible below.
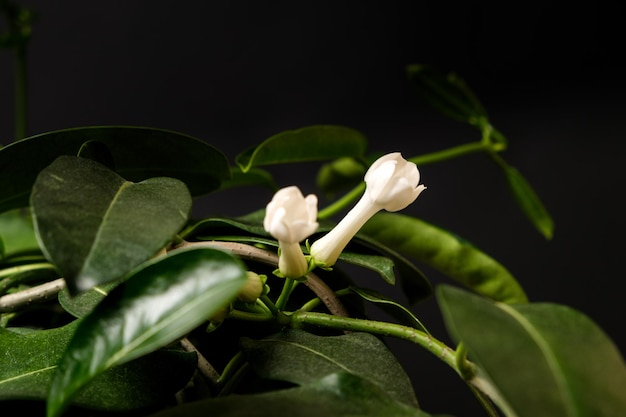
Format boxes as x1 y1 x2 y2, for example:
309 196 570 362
275 278 297 311
180 337 220 387
0 277 65 312
317 182 365 220
290 310 460 372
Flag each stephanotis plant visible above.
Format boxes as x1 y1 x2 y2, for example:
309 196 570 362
2 4 626 417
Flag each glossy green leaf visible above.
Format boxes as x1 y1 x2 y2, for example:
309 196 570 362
46 247 247 417
236 125 368 172
406 64 487 123
31 155 192 294
316 157 366 197
0 126 230 212
149 372 430 417
0 208 40 259
218 167 278 191
502 163 554 240
0 322 196 412
240 329 418 407
437 285 626 417
360 212 527 303
348 286 429 333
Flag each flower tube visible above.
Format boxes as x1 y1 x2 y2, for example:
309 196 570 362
263 186 319 278
310 152 426 267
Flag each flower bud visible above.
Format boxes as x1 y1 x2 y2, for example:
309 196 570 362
264 186 319 278
237 271 265 302
310 152 425 267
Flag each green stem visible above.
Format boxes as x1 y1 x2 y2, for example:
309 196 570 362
228 309 274 322
290 311 460 372
275 278 298 311
317 141 494 220
317 182 365 220
258 294 279 316
299 287 352 312
216 351 248 395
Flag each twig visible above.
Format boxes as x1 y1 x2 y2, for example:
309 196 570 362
179 337 220 386
174 240 349 317
0 278 65 312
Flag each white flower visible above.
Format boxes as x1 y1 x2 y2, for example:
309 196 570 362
310 152 426 267
264 186 318 278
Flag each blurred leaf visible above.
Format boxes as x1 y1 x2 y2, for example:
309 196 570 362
348 286 429 333
0 208 39 259
360 213 527 303
219 167 278 191
236 125 368 172
76 140 116 170
437 285 626 417
240 329 418 407
501 163 554 240
0 322 196 412
148 372 430 417
316 157 366 198
0 126 230 212
31 155 192 294
46 247 247 417
406 64 487 124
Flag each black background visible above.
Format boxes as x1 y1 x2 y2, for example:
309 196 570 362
2 1 625 415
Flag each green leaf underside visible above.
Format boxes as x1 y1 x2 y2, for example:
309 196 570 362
360 212 527 303
0 126 230 212
46 247 247 417
437 285 626 417
58 281 120 319
503 164 554 240
336 252 396 285
236 125 368 172
348 286 429 333
0 322 196 411
241 329 418 407
30 155 192 294
149 372 430 417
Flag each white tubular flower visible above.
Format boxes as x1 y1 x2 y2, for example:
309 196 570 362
310 152 426 267
263 186 319 278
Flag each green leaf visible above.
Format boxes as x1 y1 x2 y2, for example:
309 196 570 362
148 372 430 417
502 163 554 240
360 212 527 303
0 322 197 412
30 155 192 294
240 329 418 407
406 64 487 124
0 208 40 259
46 247 247 417
437 285 626 417
236 125 368 172
58 281 120 319
316 157 366 198
0 126 230 212
219 167 278 191
348 286 429 333
337 252 397 285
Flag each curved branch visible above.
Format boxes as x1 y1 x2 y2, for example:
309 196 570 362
174 241 349 317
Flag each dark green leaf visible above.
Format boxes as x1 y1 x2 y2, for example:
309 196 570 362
236 125 368 172
360 213 527 303
348 286 429 333
181 214 270 241
406 64 487 123
502 163 554 240
148 372 430 417
0 322 196 412
76 140 116 170
218 167 278 191
46 247 247 417
337 252 396 285
437 285 626 417
31 155 192 294
240 329 418 407
0 126 230 212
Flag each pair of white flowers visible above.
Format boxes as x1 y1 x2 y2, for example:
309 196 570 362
263 152 426 278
